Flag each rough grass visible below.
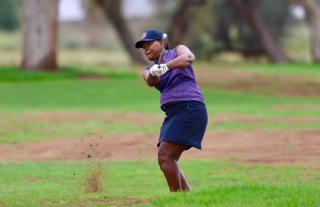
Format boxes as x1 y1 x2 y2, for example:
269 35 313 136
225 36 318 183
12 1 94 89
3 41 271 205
0 65 320 144
152 184 320 207
0 64 320 206
0 160 319 207
0 66 138 82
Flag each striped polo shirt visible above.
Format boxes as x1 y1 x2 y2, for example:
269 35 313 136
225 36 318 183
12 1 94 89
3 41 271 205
145 46 204 106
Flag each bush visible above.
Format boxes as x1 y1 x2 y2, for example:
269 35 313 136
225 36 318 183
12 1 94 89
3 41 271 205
0 0 20 31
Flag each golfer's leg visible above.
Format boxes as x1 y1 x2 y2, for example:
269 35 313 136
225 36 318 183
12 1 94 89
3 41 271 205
175 153 191 191
158 141 186 192
180 170 191 191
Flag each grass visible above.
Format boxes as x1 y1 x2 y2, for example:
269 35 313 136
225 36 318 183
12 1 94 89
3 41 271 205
239 63 320 78
0 65 320 144
0 116 159 144
0 160 319 207
153 184 320 207
0 64 320 206
0 21 318 207
0 65 139 82
195 62 320 81
0 84 319 144
0 31 20 50
0 79 157 112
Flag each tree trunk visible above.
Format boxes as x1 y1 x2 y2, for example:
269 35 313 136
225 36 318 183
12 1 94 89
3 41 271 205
310 3 320 63
21 0 59 71
95 0 146 64
215 17 233 51
224 0 289 63
168 0 206 47
84 0 106 48
296 0 320 63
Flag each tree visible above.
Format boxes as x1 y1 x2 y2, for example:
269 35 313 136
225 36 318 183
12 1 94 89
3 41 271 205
208 0 291 57
0 0 20 31
82 0 107 48
167 0 207 47
95 0 146 64
21 0 59 71
295 0 320 63
223 0 290 63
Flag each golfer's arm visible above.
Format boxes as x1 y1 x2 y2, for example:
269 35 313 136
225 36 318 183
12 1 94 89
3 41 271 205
142 70 160 87
166 45 195 69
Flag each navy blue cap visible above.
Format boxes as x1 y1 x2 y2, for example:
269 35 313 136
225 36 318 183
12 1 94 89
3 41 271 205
135 29 164 48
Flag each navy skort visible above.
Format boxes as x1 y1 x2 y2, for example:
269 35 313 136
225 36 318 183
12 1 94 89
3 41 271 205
158 101 208 149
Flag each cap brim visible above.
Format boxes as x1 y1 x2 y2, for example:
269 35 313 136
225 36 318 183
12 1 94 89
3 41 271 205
135 39 156 48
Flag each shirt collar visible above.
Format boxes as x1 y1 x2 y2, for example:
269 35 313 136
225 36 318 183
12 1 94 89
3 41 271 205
154 50 168 64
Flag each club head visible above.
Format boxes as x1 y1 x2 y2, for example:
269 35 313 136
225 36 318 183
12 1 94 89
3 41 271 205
162 33 168 49
162 33 168 41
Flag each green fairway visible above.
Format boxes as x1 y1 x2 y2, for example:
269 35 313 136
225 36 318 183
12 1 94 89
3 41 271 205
0 160 319 207
1 65 320 144
0 80 320 144
0 64 320 206
1 2 319 206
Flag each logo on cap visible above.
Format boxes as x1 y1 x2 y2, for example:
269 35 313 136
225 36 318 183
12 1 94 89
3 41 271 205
141 32 147 39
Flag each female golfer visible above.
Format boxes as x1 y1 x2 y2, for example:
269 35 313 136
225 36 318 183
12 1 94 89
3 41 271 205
135 29 207 192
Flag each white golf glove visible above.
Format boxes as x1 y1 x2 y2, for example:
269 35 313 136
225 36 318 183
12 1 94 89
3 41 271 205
149 64 169 77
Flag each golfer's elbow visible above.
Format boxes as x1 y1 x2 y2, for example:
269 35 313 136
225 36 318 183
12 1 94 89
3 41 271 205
182 54 195 67
187 53 195 63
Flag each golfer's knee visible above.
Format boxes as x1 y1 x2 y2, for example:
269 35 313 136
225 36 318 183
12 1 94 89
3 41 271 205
158 152 171 172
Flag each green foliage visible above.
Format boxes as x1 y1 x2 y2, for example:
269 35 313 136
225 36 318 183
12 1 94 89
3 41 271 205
188 33 216 60
62 38 83 49
0 0 20 31
259 0 292 37
188 0 292 59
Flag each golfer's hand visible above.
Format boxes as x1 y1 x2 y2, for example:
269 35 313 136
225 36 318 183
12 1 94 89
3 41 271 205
149 64 169 76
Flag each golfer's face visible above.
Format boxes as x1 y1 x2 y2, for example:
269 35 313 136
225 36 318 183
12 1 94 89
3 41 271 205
143 41 162 61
